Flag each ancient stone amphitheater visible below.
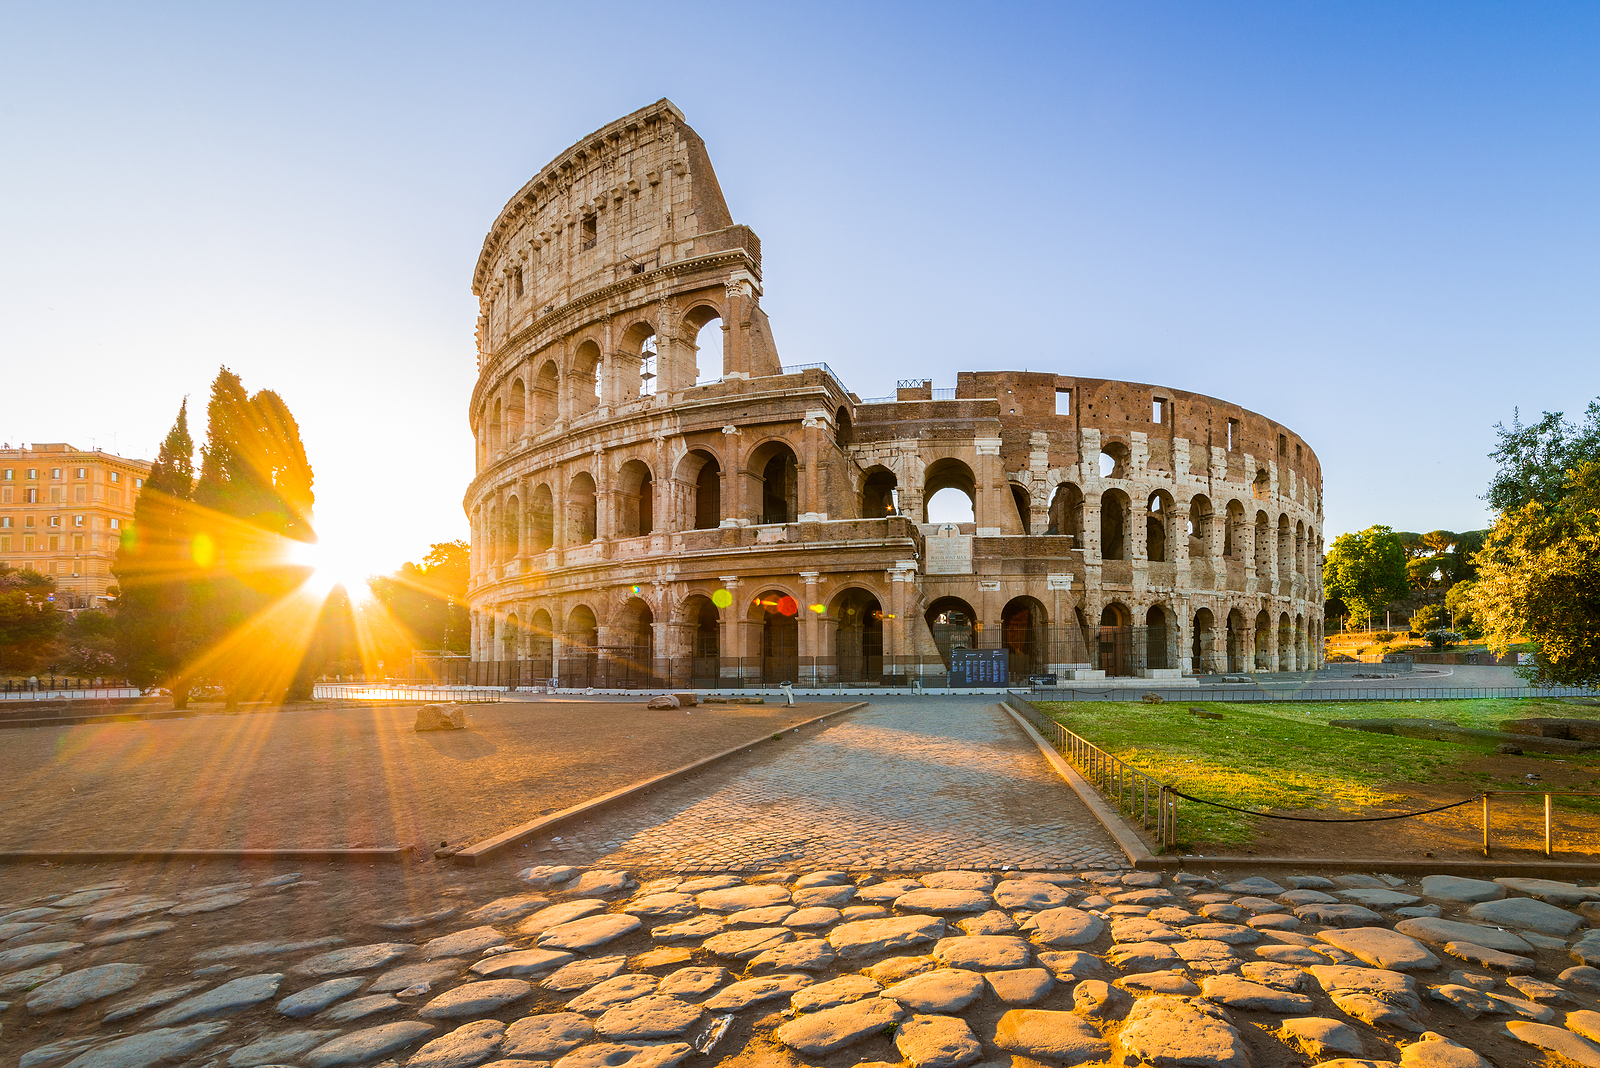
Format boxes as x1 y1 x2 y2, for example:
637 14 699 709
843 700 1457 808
463 100 1324 687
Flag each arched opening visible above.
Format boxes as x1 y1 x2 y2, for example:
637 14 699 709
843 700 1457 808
1295 612 1307 670
485 504 499 564
832 588 884 683
1224 501 1246 559
750 442 799 525
1278 514 1292 581
1278 612 1293 671
1295 520 1307 577
1098 602 1133 676
1146 492 1170 562
1010 484 1032 535
1255 609 1272 670
503 494 521 559
1099 441 1130 479
638 334 658 397
1047 483 1083 544
1192 607 1215 674
529 608 553 676
835 407 854 448
616 459 654 538
1254 510 1271 572
750 589 799 684
530 484 554 552
1003 596 1049 680
1189 494 1213 559
534 360 560 429
925 596 976 668
1226 609 1247 673
1100 489 1130 560
490 397 504 454
1146 605 1168 670
682 594 721 685
1252 468 1271 500
924 457 978 524
508 379 526 444
686 305 723 385
572 341 602 415
861 466 898 519
502 612 519 661
567 472 597 545
614 598 655 683
671 450 722 529
564 604 599 684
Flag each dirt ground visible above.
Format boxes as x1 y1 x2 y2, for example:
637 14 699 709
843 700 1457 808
1171 749 1600 862
0 698 851 853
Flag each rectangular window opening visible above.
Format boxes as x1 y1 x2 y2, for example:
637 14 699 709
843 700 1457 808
1055 389 1071 416
1152 397 1167 424
1278 433 1287 456
581 215 597 251
1226 418 1240 452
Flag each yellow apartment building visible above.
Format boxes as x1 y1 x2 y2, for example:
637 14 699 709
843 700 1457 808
0 444 153 608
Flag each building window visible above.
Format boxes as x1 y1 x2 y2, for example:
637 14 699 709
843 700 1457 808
1 469 10 479
51 468 61 480
26 488 37 503
110 518 120 530
1226 418 1240 452
75 468 85 479
74 486 85 503
27 469 37 480
0 517 9 527
1055 389 1071 416
1152 397 1167 424
49 535 59 551
0 535 8 552
135 477 143 489
110 471 120 482
581 215 597 250
513 266 524 297
23 535 33 552
1296 443 1302 462
74 515 84 527
73 534 84 551
24 516 34 527
50 516 60 527
1278 433 1287 456
0 488 8 503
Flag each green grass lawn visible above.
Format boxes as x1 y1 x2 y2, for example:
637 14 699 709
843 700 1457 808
1033 698 1600 844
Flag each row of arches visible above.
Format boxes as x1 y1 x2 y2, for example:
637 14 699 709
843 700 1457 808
1191 607 1319 674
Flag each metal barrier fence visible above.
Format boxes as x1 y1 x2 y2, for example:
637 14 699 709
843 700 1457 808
312 684 502 704
2 679 136 699
1027 684 1598 702
1005 693 1180 848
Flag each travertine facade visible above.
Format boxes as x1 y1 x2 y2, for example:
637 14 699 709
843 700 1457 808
0 444 151 609
464 100 1323 683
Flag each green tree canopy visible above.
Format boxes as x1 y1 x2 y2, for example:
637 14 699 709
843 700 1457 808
368 540 470 658
0 567 60 673
1487 401 1600 513
1323 524 1410 627
1473 460 1600 686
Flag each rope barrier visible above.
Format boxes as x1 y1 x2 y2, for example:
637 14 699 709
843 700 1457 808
1161 787 1484 822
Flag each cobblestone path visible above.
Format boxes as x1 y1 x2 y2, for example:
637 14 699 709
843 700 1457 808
543 697 1126 871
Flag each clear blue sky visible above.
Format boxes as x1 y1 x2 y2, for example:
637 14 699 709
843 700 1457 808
4 2 1597 575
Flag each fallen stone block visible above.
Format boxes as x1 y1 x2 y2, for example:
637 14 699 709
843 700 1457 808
414 705 466 731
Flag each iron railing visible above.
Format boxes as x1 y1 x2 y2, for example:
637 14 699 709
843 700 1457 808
1026 684 1599 702
312 684 502 703
777 363 850 396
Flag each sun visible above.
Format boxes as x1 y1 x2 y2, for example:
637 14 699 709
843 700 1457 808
284 539 373 598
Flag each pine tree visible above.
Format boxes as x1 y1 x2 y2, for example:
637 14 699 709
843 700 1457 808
113 399 198 703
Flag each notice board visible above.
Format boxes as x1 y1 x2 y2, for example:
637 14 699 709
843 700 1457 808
950 648 1009 687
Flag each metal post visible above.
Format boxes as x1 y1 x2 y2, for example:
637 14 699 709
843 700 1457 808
1545 794 1553 857
1482 793 1491 857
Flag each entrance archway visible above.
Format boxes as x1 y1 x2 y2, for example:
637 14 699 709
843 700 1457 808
750 589 800 684
925 596 977 668
1192 608 1215 674
1099 602 1133 676
1002 596 1049 680
1145 605 1169 670
832 588 884 683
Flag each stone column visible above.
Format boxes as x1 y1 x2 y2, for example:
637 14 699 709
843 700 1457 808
800 413 824 520
800 572 821 663
1082 492 1103 561
975 439 1020 535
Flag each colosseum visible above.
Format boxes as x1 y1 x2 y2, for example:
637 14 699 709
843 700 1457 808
463 100 1324 688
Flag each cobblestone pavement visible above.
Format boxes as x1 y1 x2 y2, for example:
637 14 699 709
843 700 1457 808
537 697 1126 872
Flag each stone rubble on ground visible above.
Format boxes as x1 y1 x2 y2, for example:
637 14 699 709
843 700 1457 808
9 864 1600 1067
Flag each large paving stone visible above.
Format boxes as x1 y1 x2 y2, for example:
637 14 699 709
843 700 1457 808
276 976 364 1017
1337 889 1421 909
1318 928 1440 971
1444 941 1536 973
596 994 704 1039
1309 965 1421 1011
921 871 995 891
791 885 856 908
21 1036 98 1068
792 974 882 1013
694 885 791 912
539 914 643 952
1183 923 1258 945
985 967 1053 1004
305 1021 437 1067
146 974 283 1026
1029 907 1105 947
894 889 993 914
1201 975 1314 1013
100 981 205 1023
854 878 925 903
702 926 791 959
1571 1009 1600 1043
1112 918 1182 943
1295 903 1386 928
572 870 635 896
193 936 344 963
1430 983 1497 1019
1254 944 1326 966
830 915 945 959
541 956 628 992
407 1020 505 1068
419 979 532 1019
621 894 697 922
990 1008 1110 1064
784 906 842 929
80 899 178 927
502 1012 593 1057
651 915 724 942
293 943 413 977
1395 917 1533 953
1497 878 1600 906
748 937 836 972
369 960 464 992
793 870 852 889
1505 1020 1600 1067
1108 940 1182 970
896 1013 982 1068
1398 1030 1493 1068
320 993 403 1022
656 966 728 998
518 899 608 934
551 1041 692 1068
701 973 811 1011
63 1022 230 1068
470 947 574 979
723 904 795 927
1038 950 1111 980
567 973 660 1013
1467 896 1584 936
1275 1016 1366 1060
1116 971 1201 996
0 942 82 971
1115 995 1247 1068
420 926 508 959
1223 877 1286 895
227 1028 340 1067
933 935 1032 970
992 881 1075 910
882 969 986 1013
1333 990 1426 1032
777 997 906 1056
25 964 146 1014
1419 876 1505 903
465 894 549 924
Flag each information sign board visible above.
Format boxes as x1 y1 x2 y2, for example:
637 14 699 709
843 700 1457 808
950 648 1009 687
